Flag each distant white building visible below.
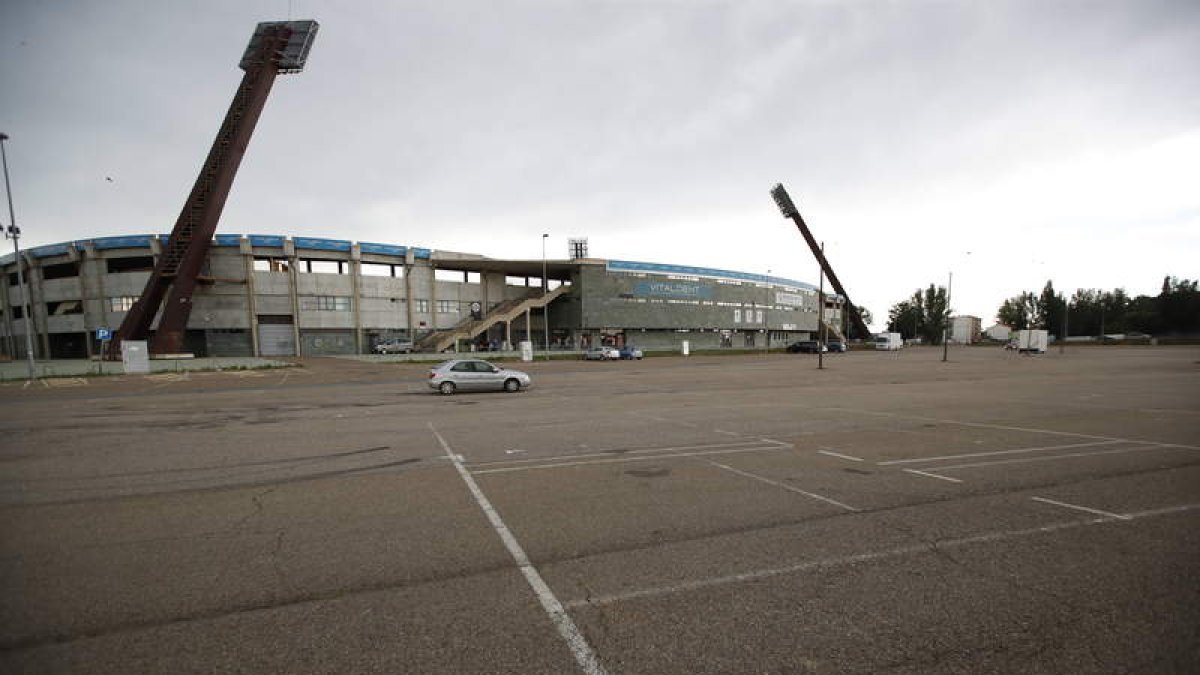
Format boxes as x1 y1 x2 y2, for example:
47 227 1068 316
950 315 982 344
984 323 1012 341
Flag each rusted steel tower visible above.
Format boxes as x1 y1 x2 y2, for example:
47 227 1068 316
770 183 871 339
110 20 318 356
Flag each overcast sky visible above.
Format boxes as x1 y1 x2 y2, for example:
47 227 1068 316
2 0 1197 328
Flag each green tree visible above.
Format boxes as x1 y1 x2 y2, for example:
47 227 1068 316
920 284 950 345
997 291 1038 330
887 295 923 340
1039 281 1065 337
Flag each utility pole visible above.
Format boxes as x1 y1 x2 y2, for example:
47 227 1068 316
0 132 36 381
818 243 825 370
942 271 952 362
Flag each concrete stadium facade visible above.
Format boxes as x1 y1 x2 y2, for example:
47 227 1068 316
1 234 843 359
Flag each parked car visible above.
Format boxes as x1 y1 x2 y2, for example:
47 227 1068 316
826 340 847 353
619 345 644 360
427 359 531 395
374 338 414 354
786 340 827 354
584 346 619 360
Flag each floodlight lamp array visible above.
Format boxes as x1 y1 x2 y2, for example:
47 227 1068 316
770 183 799 218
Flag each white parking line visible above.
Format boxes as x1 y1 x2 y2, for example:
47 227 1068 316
902 468 963 484
932 444 1170 472
468 439 788 469
1031 496 1132 521
430 423 609 675
563 503 1200 610
705 460 859 512
817 407 1200 449
471 444 789 475
877 440 1126 466
818 449 865 462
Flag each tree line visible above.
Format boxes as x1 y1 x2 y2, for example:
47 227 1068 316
882 276 1198 343
885 284 951 345
997 276 1199 337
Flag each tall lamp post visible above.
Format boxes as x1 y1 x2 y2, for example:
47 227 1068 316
817 243 825 370
942 270 953 362
763 269 771 354
0 133 36 381
541 233 550 358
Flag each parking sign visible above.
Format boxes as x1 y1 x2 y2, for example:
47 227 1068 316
97 327 112 341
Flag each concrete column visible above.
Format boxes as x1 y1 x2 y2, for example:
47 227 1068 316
241 238 260 356
350 244 363 353
285 239 301 356
404 250 414 340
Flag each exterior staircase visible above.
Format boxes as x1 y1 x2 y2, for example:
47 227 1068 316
415 284 571 353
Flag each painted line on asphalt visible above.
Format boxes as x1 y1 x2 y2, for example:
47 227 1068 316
705 460 860 512
430 423 609 675
932 444 1172 472
468 439 787 469
563 503 1200 610
815 406 1192 447
903 468 963 484
1030 496 1133 521
471 444 789 475
818 449 865 462
877 440 1126 466
634 412 699 428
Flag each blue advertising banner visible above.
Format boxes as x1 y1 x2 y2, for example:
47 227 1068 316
632 280 714 300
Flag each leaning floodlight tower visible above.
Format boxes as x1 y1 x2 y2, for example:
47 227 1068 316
770 183 871 339
110 20 318 357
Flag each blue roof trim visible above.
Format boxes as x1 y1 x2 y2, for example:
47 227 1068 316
294 237 352 252
360 242 407 256
214 234 243 247
607 259 816 291
248 234 285 248
412 248 432 259
0 253 14 266
29 243 72 258
91 235 158 250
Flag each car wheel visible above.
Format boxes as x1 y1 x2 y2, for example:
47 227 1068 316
439 381 456 395
503 378 520 393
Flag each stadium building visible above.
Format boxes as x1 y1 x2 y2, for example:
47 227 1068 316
1 234 844 359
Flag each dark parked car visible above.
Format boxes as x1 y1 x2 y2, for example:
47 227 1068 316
786 340 826 354
618 345 644 360
826 340 847 353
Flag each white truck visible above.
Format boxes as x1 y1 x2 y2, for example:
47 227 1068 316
874 332 903 350
1017 329 1049 353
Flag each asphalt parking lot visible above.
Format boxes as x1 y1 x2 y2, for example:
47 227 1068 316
1 346 1198 674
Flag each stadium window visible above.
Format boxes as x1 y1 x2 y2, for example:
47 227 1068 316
47 300 83 315
109 296 139 312
436 300 457 314
303 295 352 311
42 261 80 280
361 262 401 277
414 299 430 313
253 257 290 272
106 256 155 273
302 259 344 274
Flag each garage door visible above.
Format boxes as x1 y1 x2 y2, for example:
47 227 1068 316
257 322 296 357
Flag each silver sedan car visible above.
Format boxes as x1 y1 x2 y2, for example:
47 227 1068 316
427 359 532 395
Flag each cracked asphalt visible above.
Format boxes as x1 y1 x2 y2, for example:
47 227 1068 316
1 346 1198 674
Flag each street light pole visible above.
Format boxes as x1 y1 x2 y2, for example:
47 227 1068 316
817 243 825 370
542 233 549 359
942 270 952 362
764 269 771 354
0 133 36 381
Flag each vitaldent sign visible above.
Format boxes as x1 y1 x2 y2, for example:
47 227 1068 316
633 281 714 300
